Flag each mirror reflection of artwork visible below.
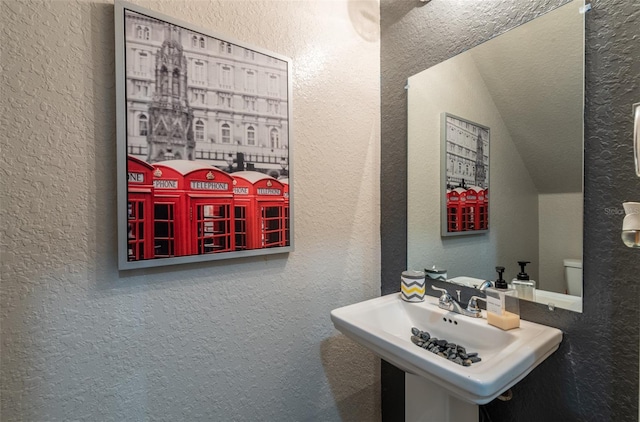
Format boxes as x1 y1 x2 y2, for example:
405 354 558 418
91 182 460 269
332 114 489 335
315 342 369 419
442 113 489 236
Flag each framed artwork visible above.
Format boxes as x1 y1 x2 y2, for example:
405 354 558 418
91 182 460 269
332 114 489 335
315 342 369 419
441 113 490 237
115 1 293 270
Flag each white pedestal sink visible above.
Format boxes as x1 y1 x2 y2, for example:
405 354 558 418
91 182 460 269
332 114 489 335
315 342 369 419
330 293 562 420
405 373 478 421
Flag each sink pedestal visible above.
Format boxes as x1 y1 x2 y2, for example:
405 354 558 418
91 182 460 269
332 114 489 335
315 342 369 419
406 373 478 422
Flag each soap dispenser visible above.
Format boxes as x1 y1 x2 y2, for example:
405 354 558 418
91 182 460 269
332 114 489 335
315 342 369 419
511 261 536 301
485 266 520 330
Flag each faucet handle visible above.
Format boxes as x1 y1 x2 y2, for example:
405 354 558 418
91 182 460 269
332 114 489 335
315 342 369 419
431 285 452 307
431 285 450 296
467 296 486 317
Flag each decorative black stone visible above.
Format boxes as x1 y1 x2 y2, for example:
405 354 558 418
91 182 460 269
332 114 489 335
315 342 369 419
408 332 481 367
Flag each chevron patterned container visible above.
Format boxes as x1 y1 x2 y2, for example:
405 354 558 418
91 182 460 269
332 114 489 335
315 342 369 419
401 270 426 302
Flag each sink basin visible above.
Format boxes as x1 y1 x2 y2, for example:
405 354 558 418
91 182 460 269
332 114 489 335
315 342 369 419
330 293 562 404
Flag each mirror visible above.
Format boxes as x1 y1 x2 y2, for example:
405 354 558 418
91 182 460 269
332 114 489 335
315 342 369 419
407 0 584 312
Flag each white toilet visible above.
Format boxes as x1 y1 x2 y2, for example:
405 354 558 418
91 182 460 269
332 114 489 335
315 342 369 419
563 259 583 297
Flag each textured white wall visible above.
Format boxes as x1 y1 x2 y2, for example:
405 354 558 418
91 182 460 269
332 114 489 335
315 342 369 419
538 192 583 293
407 52 539 282
0 1 381 420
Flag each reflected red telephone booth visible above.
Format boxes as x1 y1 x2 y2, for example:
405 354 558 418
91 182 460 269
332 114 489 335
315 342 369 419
446 188 465 232
152 160 235 257
127 155 155 261
475 187 488 230
232 172 287 249
463 187 478 231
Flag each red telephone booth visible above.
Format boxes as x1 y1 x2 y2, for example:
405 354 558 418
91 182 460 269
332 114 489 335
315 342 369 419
457 188 475 231
185 167 235 255
280 178 290 246
232 172 286 250
127 155 155 261
446 188 465 232
483 189 489 229
473 186 488 230
152 160 235 257
463 187 478 231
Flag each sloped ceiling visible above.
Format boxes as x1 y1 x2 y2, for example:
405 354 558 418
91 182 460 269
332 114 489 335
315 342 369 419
470 3 584 194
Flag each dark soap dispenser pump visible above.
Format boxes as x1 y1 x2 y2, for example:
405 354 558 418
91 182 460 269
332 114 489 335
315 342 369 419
512 261 536 301
494 266 508 289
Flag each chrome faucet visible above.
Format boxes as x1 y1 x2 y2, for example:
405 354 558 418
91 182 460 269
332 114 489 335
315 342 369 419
431 285 486 318
477 280 494 292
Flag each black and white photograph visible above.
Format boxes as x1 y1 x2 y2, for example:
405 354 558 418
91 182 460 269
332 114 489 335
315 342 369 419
115 1 293 269
441 113 489 236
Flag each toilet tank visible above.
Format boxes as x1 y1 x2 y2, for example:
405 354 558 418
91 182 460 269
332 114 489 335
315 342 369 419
563 259 583 297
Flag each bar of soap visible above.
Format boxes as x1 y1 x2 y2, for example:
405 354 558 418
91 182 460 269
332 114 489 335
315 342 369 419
487 310 520 330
